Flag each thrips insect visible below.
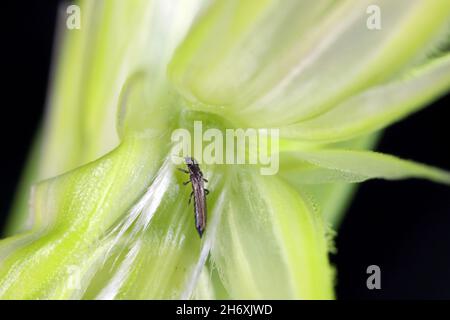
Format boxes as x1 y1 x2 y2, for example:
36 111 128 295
178 157 209 238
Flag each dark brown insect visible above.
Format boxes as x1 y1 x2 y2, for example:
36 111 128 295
178 157 209 238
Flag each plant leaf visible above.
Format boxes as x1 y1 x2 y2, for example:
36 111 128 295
286 133 381 227
280 53 450 142
209 168 334 299
6 0 208 235
280 149 450 185
169 0 450 126
0 135 168 299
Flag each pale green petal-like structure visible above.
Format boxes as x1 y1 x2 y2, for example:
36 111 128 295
169 0 450 126
0 136 164 298
210 169 333 299
7 0 207 234
280 149 450 185
1 0 450 299
280 54 450 142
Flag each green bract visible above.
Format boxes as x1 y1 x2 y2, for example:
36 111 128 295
1 0 450 299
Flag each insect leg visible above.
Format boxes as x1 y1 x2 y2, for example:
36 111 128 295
183 180 191 185
188 191 194 204
203 178 208 182
178 168 189 174
204 189 209 195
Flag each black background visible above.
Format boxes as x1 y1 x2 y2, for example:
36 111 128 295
1 1 449 299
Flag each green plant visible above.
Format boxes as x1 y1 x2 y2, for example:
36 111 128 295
1 0 450 299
